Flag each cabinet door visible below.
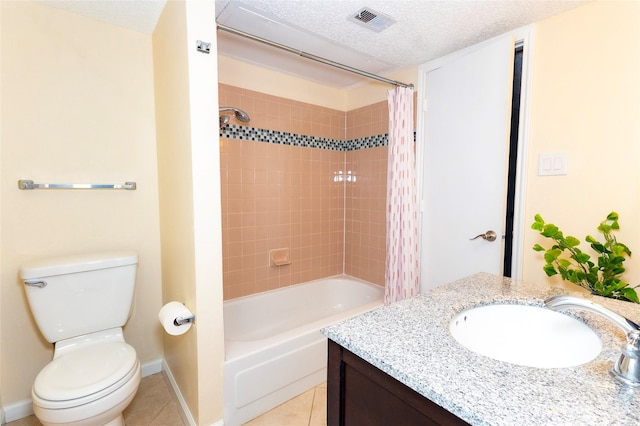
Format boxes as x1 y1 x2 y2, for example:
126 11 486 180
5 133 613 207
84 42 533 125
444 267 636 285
327 340 470 426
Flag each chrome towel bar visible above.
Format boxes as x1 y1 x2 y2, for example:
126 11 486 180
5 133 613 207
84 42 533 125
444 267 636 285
18 180 137 190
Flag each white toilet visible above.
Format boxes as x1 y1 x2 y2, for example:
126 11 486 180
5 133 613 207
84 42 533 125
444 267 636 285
20 251 141 426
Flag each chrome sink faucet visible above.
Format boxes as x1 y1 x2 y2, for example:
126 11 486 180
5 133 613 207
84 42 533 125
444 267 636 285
545 294 640 387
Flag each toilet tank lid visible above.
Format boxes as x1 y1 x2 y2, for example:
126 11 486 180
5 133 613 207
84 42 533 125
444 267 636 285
20 250 138 279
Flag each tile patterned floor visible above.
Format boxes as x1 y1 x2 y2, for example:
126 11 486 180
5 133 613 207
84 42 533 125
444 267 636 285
5 375 326 426
6 372 185 426
243 383 327 426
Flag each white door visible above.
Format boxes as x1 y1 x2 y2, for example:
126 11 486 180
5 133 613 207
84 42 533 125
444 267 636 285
419 35 516 290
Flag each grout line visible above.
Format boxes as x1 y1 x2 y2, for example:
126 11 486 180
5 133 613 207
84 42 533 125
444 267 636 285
307 388 316 426
146 400 171 426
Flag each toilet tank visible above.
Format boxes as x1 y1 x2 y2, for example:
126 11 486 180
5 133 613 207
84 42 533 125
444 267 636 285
20 251 138 343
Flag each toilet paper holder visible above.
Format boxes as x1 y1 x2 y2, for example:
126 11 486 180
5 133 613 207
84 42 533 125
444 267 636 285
159 301 195 336
173 315 195 326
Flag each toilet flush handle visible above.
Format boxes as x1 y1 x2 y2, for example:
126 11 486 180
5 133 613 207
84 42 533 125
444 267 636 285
24 280 47 288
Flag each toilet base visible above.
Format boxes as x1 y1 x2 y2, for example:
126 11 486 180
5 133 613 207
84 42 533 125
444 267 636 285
35 393 131 426
33 361 140 426
35 411 125 426
103 414 124 426
35 391 132 426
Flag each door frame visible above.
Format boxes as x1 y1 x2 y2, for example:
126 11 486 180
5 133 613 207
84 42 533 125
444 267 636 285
415 25 535 289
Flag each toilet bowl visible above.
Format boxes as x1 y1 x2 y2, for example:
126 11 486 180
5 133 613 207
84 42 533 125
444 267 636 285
20 251 141 426
31 329 141 426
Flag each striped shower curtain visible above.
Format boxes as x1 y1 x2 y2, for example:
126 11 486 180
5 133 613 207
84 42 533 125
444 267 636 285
384 86 419 304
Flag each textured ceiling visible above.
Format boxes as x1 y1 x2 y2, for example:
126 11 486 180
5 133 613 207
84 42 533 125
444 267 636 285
36 0 166 34
39 0 589 87
217 0 586 68
215 0 588 87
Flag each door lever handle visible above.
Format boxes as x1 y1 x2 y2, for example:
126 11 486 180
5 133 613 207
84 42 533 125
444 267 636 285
470 230 497 242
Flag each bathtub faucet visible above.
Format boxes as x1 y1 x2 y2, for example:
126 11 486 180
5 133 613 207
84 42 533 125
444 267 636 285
545 295 640 387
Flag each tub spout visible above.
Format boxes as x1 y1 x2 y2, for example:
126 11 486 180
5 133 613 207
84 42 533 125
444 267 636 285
545 294 640 387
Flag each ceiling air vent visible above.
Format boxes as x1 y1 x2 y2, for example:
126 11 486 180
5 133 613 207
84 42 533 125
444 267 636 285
348 7 395 33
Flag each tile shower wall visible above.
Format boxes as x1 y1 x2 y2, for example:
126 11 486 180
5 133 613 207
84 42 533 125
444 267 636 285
219 84 344 140
344 103 389 286
219 83 388 299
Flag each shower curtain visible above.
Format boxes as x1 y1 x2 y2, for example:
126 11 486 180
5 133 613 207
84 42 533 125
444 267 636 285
384 86 419 304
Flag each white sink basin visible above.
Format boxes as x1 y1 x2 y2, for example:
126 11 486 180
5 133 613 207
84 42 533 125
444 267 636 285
449 303 602 368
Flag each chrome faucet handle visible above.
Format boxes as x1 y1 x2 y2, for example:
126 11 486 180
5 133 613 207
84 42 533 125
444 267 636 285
612 330 640 387
545 295 640 387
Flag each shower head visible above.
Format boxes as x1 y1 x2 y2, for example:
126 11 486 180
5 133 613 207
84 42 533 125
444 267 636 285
219 106 251 123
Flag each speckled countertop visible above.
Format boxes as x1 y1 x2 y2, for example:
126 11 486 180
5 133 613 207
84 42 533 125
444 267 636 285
322 272 640 425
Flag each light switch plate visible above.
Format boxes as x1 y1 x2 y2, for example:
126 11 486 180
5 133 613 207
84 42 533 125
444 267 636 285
538 153 567 176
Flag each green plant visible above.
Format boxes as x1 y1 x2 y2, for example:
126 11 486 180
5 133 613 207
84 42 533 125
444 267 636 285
532 212 639 303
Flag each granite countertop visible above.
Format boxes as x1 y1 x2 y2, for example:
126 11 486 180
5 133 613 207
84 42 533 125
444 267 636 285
322 272 640 425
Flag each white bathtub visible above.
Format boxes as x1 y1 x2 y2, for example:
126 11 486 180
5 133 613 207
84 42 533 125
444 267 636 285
223 275 384 425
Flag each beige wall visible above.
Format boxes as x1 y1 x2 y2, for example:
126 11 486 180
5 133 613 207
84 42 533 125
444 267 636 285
522 0 640 289
0 0 163 408
218 55 418 112
153 1 225 424
345 66 418 111
218 56 348 110
152 2 198 420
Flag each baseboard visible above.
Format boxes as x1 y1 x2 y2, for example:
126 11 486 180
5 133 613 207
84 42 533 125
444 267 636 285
2 398 33 424
160 361 224 426
141 358 163 377
161 359 197 426
1 359 164 424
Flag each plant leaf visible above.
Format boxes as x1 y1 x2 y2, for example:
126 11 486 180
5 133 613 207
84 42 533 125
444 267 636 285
574 252 591 263
598 224 612 234
532 214 545 231
565 236 580 247
544 249 561 263
530 212 638 303
621 288 640 303
543 264 557 277
541 224 559 238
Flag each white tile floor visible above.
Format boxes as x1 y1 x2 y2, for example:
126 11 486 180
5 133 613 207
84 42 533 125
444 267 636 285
5 375 326 426
243 383 327 426
5 372 185 426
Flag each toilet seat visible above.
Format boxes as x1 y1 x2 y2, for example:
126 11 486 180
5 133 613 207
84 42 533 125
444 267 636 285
33 342 138 409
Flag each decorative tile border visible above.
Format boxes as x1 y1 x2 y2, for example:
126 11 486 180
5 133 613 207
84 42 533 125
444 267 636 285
345 134 388 151
220 124 415 151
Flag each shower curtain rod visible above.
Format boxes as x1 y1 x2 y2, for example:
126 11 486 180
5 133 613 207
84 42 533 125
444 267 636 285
216 23 413 89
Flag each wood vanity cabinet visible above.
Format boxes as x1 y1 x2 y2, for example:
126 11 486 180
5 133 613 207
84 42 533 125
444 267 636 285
327 340 470 426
